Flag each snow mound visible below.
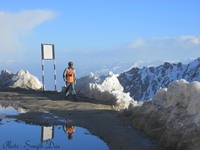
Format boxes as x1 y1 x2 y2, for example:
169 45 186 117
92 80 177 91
0 69 43 90
123 79 200 149
76 72 137 109
152 79 200 115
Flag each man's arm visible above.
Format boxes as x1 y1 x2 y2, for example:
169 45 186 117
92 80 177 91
74 69 76 84
63 68 67 81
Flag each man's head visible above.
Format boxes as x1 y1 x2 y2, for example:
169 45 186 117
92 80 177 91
68 61 73 67
68 133 73 140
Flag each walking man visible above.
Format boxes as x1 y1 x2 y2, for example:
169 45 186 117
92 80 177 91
63 61 77 100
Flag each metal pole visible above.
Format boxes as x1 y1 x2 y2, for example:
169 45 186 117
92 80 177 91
42 60 45 91
53 59 57 91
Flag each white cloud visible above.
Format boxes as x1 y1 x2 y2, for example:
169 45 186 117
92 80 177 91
180 35 200 45
124 35 200 59
0 10 57 55
98 35 200 62
127 38 145 49
127 35 200 51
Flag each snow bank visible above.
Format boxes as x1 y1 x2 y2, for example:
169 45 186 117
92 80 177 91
76 72 138 109
0 70 43 90
152 79 200 115
121 79 200 149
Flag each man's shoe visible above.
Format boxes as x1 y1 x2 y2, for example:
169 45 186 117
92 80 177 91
73 97 78 101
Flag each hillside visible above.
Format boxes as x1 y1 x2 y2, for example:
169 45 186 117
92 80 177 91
118 57 200 101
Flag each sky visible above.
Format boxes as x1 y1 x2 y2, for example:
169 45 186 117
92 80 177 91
0 0 200 90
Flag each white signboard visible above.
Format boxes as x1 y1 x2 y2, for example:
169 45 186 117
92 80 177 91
41 126 54 141
41 43 57 91
41 44 55 60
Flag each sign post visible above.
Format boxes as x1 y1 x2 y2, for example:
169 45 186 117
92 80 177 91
41 44 57 91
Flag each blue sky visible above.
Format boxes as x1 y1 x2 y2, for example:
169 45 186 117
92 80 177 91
0 0 200 89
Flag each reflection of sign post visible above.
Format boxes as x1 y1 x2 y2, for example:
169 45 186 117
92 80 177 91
41 44 57 91
41 126 54 141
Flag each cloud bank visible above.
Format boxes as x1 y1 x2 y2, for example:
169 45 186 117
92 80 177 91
78 35 200 63
0 10 57 55
111 35 200 62
127 35 200 51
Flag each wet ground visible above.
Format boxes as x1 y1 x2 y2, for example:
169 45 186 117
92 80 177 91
0 90 166 150
0 104 108 150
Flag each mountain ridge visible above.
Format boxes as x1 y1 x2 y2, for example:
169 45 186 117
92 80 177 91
118 57 200 101
82 58 195 77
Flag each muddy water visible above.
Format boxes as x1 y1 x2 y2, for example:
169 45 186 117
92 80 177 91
0 105 108 150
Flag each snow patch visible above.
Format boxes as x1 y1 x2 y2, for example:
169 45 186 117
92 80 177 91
76 71 137 109
0 69 43 90
152 88 167 106
152 79 200 116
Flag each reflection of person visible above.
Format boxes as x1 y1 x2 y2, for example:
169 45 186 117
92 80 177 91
63 125 76 140
63 61 77 100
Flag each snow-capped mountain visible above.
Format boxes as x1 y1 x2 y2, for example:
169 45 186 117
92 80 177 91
118 57 200 101
77 58 195 77
0 58 195 91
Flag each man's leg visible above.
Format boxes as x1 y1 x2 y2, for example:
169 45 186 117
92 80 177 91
65 82 71 99
71 82 77 100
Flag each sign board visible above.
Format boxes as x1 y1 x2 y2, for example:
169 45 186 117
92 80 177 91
41 43 57 91
41 44 55 60
41 126 54 141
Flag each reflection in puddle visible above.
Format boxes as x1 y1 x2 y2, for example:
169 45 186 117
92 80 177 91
0 104 27 116
0 105 109 150
0 105 19 115
63 125 75 140
0 120 108 150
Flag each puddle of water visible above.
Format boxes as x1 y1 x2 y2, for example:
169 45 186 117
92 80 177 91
0 105 109 150
0 120 108 150
0 105 19 115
